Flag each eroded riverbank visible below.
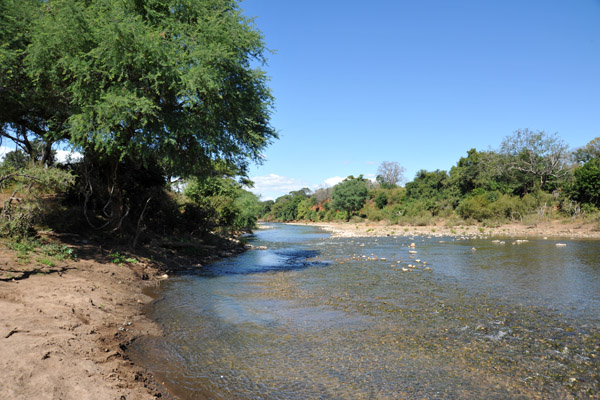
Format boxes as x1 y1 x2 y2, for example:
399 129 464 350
0 235 247 399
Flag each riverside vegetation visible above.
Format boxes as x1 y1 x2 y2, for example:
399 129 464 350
0 1 274 398
262 133 600 231
1 0 273 250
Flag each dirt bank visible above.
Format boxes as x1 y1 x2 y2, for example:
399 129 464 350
0 242 167 399
0 235 246 400
296 219 600 239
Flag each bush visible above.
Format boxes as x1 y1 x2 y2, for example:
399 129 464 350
1 164 75 239
457 192 524 222
375 192 388 209
572 158 600 207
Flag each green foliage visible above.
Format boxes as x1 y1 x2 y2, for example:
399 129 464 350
5 0 276 178
269 196 300 222
109 252 136 265
258 200 274 219
1 0 277 240
5 237 75 267
499 129 569 192
233 190 261 231
449 149 502 195
9 240 37 255
1 164 75 239
331 176 368 221
375 191 388 209
456 190 556 223
2 150 28 171
264 189 311 222
572 158 600 207
37 258 56 267
41 243 76 261
572 137 600 164
406 169 451 203
256 131 598 227
183 175 260 234
296 197 316 221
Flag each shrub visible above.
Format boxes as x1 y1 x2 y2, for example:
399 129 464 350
572 158 600 207
457 194 492 221
375 192 388 209
1 165 75 239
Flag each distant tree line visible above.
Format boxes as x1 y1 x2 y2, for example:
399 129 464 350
262 130 600 226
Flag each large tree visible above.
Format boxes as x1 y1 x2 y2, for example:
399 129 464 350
27 0 275 175
331 176 368 220
499 129 568 191
1 0 276 230
376 161 405 188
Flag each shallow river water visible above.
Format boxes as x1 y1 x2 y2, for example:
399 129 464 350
130 223 600 399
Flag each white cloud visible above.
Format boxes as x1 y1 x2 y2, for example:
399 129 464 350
0 146 82 163
55 150 83 163
249 174 309 201
322 176 344 187
0 146 11 160
249 174 376 201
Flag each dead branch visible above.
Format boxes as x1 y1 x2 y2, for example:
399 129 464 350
132 196 152 249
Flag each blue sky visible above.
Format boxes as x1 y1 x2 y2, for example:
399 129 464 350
240 0 600 200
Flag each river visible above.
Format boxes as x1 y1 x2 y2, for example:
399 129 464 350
130 223 600 399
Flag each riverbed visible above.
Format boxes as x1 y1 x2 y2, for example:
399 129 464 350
130 223 600 399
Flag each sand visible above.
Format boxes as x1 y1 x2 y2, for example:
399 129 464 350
294 219 600 239
0 239 175 399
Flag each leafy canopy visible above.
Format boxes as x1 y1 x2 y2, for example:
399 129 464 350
572 137 600 164
573 158 600 207
499 129 568 191
331 175 368 220
2 0 276 178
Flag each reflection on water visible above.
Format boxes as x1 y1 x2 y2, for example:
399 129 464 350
130 224 600 399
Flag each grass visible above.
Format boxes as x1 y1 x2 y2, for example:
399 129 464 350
4 238 76 267
16 253 30 265
109 251 138 265
41 243 76 260
37 258 56 267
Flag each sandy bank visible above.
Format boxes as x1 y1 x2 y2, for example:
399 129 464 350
293 219 600 239
0 235 245 399
0 242 169 399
